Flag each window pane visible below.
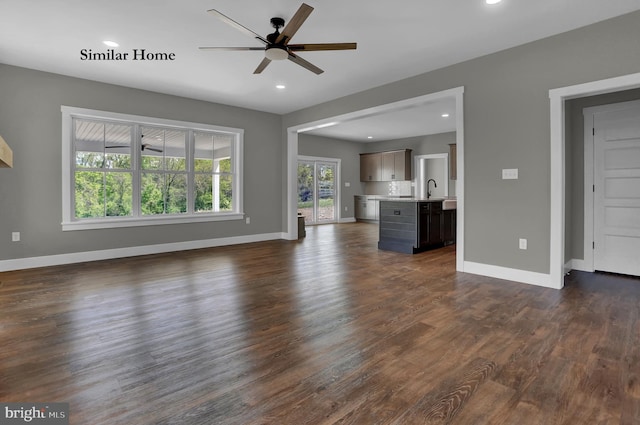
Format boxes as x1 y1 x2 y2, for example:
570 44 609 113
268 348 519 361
105 172 132 216
75 119 104 168
166 174 187 214
194 132 214 172
297 162 314 223
165 129 186 171
104 123 132 170
215 137 233 173
75 171 104 218
76 152 104 169
213 175 233 212
141 173 165 215
141 127 187 171
75 119 132 169
194 174 213 213
141 127 164 170
141 172 187 215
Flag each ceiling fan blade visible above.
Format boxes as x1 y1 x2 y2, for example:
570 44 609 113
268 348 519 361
287 42 357 52
253 57 272 74
275 3 314 45
287 52 323 75
207 9 269 45
199 46 265 51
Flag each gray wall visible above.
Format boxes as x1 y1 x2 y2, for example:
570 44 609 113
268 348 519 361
0 64 282 260
365 132 457 196
284 11 640 274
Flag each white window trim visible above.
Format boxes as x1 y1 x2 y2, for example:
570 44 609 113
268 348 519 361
61 106 244 231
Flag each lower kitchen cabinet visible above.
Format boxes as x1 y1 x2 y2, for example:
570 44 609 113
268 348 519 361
378 200 455 254
443 209 456 245
354 196 379 221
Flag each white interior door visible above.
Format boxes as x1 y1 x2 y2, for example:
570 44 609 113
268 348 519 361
593 102 640 276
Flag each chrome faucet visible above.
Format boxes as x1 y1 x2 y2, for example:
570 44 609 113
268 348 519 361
427 179 437 199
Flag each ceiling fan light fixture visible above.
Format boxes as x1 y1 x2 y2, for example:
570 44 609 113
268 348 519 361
486 0 502 4
265 47 288 61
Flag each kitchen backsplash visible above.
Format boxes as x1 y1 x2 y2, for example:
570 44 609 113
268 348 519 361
364 181 413 197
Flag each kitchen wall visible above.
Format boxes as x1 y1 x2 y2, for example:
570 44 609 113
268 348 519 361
363 132 456 197
283 10 640 276
0 64 282 263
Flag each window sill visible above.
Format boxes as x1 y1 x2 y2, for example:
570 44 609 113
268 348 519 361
62 213 245 231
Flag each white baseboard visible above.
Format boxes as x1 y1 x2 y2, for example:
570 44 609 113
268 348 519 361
463 261 560 289
339 217 356 223
567 258 593 272
564 260 573 275
0 232 283 272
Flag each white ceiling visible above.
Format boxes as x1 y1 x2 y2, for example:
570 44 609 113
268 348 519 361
303 96 457 142
2 0 640 141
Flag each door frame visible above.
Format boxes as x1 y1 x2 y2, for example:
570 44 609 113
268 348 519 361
298 155 341 224
549 72 640 288
286 86 465 272
582 99 640 272
414 153 449 199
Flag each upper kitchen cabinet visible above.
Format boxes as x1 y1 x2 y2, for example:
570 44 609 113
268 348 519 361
381 150 411 181
360 149 411 182
360 152 381 182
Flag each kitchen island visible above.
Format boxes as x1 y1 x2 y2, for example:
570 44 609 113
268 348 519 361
378 198 456 254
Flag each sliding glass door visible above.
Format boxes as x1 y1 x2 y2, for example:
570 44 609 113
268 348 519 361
297 158 339 225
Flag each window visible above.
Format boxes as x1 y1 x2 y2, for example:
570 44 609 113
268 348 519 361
62 106 243 230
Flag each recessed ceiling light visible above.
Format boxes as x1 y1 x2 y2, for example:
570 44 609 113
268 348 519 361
486 0 502 4
103 40 119 47
441 113 450 118
367 136 373 139
276 84 286 89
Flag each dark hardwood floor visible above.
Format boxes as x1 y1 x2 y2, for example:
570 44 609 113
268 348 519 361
2 222 640 424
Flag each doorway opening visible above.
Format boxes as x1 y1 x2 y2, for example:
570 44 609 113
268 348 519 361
583 99 640 277
286 86 465 272
415 153 449 199
297 156 340 225
549 71 640 288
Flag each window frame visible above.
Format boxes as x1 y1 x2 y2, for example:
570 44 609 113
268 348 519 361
61 106 244 231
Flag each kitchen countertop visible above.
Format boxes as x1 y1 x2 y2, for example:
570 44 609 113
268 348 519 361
378 197 456 202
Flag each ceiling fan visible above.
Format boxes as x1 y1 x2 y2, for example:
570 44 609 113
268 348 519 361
105 144 163 152
199 3 357 75
106 135 163 153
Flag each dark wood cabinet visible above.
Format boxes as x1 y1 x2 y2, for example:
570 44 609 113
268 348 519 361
360 149 411 182
378 200 451 254
359 153 381 182
443 209 456 245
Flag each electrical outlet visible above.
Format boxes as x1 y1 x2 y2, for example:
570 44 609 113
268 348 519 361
344 182 350 187
519 238 527 250
245 217 250 224
344 206 348 211
12 232 20 242
502 168 519 180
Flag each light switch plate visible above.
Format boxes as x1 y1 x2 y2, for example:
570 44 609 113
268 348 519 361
519 238 527 250
502 168 519 180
